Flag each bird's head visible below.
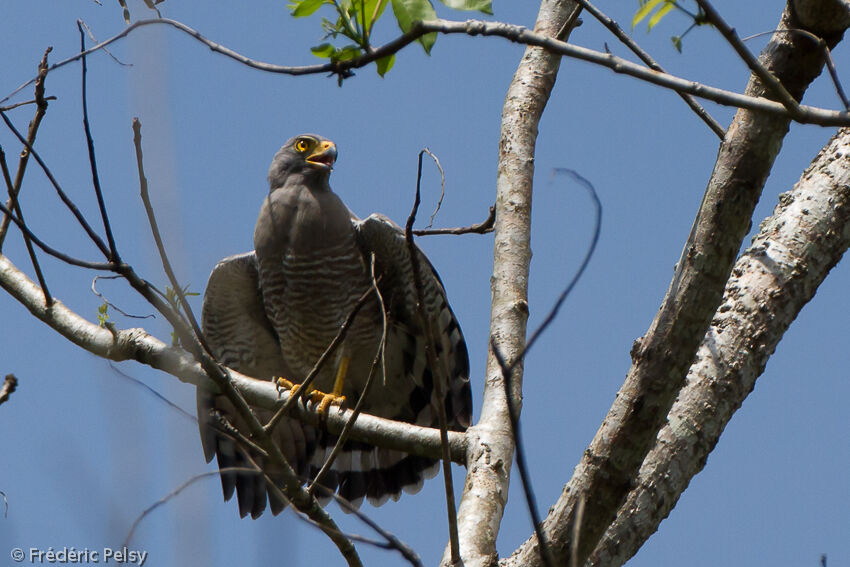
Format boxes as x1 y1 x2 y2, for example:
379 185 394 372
268 134 338 190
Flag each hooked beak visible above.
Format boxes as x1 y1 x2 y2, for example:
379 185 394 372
306 140 338 170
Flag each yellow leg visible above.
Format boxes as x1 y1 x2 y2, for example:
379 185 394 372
332 356 350 396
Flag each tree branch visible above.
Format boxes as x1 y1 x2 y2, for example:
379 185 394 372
590 125 850 567
0 48 51 249
504 3 849 566
406 149 460 564
0 252 466 463
412 205 495 236
449 2 580 566
575 0 725 139
0 374 18 407
5 17 850 126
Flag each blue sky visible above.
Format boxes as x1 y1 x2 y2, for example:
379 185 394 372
1 1 848 566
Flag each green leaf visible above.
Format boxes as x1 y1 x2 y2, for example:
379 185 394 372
362 0 389 34
671 35 682 52
437 0 492 15
647 1 673 30
631 0 664 29
333 44 363 61
391 0 437 53
376 53 395 76
311 42 336 58
291 0 326 17
97 303 110 327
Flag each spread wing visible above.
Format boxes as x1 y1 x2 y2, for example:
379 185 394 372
198 252 318 518
354 214 472 433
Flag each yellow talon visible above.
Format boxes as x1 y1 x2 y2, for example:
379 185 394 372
276 377 302 395
310 390 346 417
275 375 346 417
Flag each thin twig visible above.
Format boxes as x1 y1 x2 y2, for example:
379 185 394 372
0 202 115 269
693 0 801 113
413 205 495 236
308 254 388 496
263 286 374 434
405 148 460 564
575 0 725 139
425 151 446 229
132 118 210 354
6 190 52 306
313 484 426 567
4 18 849 126
79 23 120 262
78 19 132 67
505 169 602 375
487 169 602 567
107 362 193 420
0 112 112 257
0 374 18 407
741 28 850 111
124 470 255 547
270 480 415 555
0 97 57 112
491 341 554 567
0 51 57 303
92 276 155 319
0 47 52 249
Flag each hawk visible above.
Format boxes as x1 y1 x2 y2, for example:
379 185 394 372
197 134 472 518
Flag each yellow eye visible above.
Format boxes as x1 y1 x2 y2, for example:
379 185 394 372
295 138 311 153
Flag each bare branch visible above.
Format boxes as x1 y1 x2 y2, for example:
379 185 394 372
0 253 466 462
412 205 495 236
450 2 581 565
132 118 209 353
5 18 850 126
488 168 601 567
503 170 602 376
490 341 554 567
406 148 459 564
79 23 119 262
694 0 802 114
0 47 52 249
0 374 18 407
0 112 112 258
317 485 425 567
590 126 850 567
505 4 849 566
92 276 156 320
742 28 850 111
0 202 115 270
575 0 725 139
0 97 57 112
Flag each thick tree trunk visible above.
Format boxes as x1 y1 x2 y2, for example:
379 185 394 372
588 127 850 567
504 2 847 566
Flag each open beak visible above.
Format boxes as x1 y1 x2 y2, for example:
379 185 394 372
306 140 337 170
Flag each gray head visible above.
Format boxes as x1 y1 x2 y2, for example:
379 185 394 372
267 134 338 191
